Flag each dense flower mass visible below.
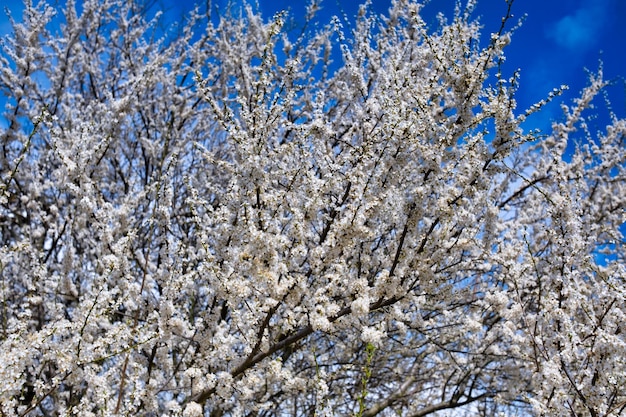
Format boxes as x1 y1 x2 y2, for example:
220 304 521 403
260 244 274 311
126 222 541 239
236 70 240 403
0 0 625 415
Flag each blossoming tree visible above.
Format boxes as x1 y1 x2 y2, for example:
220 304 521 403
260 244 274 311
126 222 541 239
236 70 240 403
1 0 624 415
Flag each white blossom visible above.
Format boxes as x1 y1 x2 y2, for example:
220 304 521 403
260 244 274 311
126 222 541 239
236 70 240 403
183 402 204 417
0 0 623 415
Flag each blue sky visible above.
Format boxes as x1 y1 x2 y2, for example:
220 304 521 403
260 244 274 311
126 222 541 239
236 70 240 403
1 0 625 132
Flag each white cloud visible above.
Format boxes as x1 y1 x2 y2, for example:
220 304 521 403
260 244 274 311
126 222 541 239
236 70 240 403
547 0 614 52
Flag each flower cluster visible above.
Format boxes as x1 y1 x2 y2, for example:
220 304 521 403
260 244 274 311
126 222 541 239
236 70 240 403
0 0 624 415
